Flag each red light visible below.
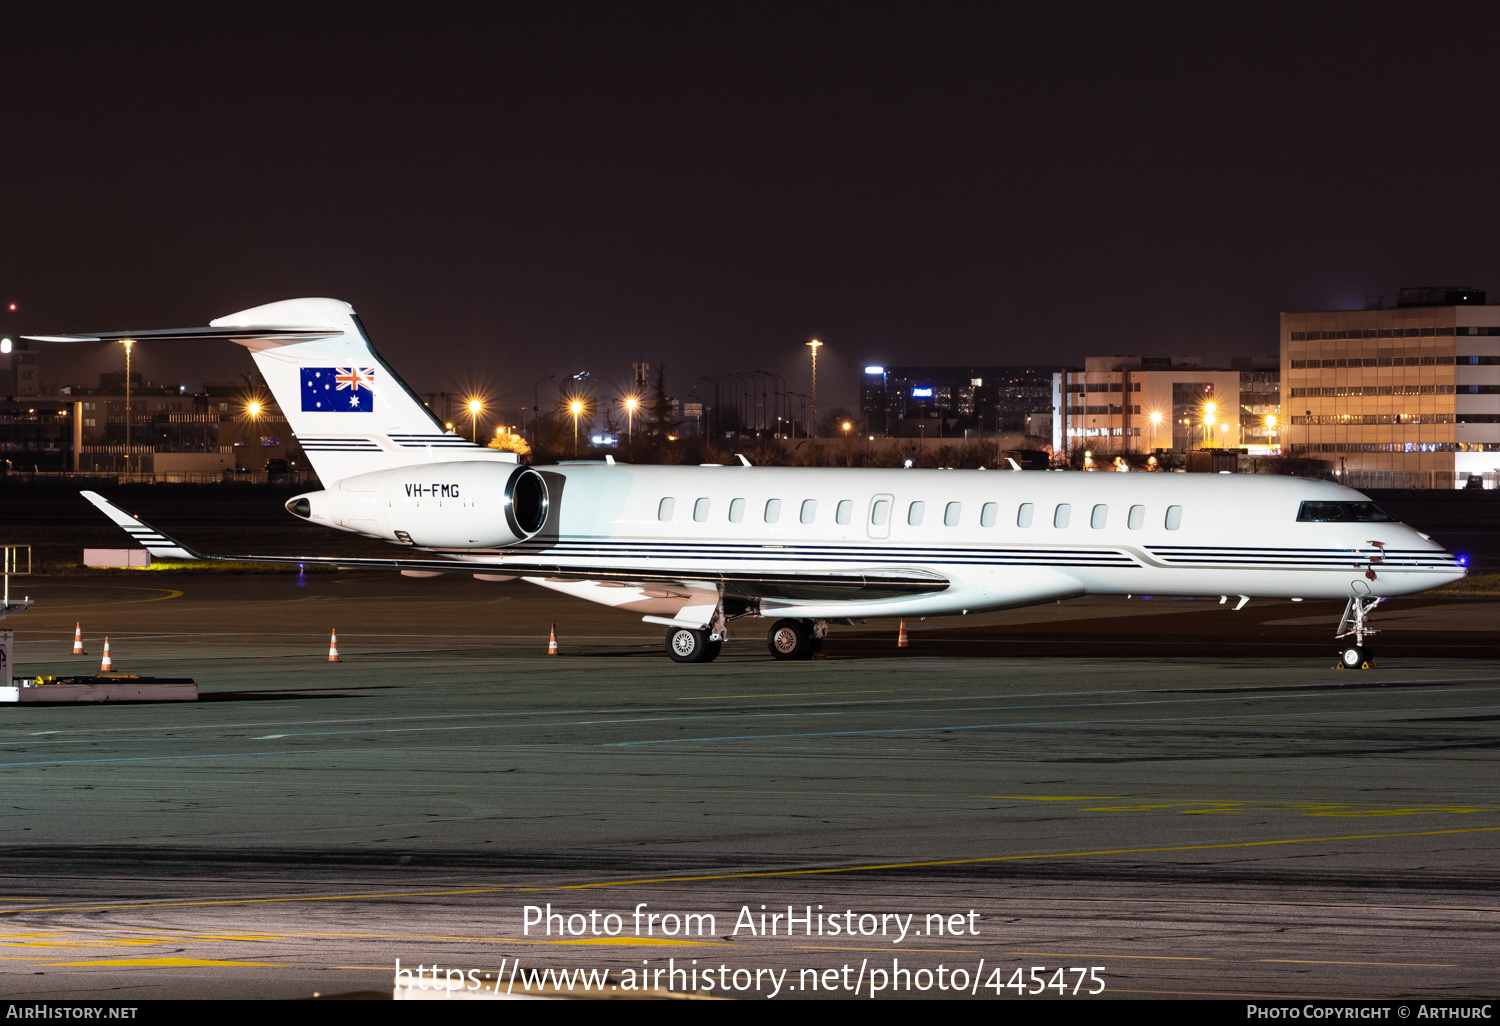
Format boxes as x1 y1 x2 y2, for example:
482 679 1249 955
6 304 14 312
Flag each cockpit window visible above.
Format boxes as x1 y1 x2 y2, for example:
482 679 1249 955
1296 501 1397 523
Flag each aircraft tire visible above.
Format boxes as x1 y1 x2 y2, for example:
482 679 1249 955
667 627 712 663
704 637 724 662
767 619 815 660
1337 644 1374 670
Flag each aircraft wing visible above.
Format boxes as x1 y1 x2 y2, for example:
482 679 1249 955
79 492 949 600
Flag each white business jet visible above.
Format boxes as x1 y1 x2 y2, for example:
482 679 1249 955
31 298 1465 669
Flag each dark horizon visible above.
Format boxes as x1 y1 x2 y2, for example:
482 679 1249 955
5 7 1500 416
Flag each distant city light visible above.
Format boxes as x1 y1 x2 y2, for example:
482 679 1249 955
246 401 262 417
6 303 14 312
864 366 884 375
0 339 10 354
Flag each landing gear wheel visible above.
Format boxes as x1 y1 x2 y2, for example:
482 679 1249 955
705 636 724 661
1337 644 1375 670
667 627 715 663
767 618 815 660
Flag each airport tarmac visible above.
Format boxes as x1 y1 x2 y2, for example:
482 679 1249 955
0 573 1496 1001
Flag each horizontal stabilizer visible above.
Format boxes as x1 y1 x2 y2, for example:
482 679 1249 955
26 326 340 345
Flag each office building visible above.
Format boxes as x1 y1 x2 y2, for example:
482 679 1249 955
860 365 1059 436
1282 286 1499 488
1054 356 1269 454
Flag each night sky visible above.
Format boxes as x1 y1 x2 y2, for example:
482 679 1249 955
5 7 1500 420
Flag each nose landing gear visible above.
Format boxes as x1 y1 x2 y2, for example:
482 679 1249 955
1334 596 1381 670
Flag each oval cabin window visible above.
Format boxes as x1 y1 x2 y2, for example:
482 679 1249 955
694 498 710 522
944 502 961 527
1165 505 1183 530
981 502 997 527
1091 504 1108 529
800 499 817 524
1053 503 1071 529
1127 505 1145 530
871 500 890 526
1017 503 1034 528
764 499 781 523
908 501 925 526
729 498 745 523
836 500 853 525
657 498 675 522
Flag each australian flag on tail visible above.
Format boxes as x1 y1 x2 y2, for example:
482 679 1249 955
301 367 376 412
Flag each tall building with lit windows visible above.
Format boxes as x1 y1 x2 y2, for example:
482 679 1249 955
1053 356 1252 455
1282 286 1500 488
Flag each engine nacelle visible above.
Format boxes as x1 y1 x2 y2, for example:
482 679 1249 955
285 462 549 548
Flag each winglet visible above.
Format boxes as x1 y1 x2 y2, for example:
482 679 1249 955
79 492 202 561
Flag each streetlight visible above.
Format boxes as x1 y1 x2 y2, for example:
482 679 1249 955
805 338 823 439
570 399 584 455
467 398 483 443
622 395 639 443
246 400 262 418
1149 409 1163 451
1264 413 1278 453
1203 401 1217 449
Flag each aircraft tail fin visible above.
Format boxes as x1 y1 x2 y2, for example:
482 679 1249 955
32 298 495 484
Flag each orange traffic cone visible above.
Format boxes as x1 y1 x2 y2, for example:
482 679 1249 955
100 637 113 672
897 619 909 648
547 623 559 655
327 629 341 663
73 623 86 655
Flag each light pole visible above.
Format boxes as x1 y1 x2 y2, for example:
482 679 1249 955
623 395 639 444
1264 413 1278 454
805 338 822 439
756 370 785 437
1203 401 1217 449
122 338 134 474
468 399 483 443
570 399 584 455
532 375 555 442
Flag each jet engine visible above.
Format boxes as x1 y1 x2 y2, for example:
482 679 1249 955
285 462 549 548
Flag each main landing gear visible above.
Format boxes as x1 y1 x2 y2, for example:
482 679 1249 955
1335 596 1381 670
766 618 827 661
666 626 724 663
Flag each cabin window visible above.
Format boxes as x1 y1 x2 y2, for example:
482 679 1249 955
908 501 925 526
1127 504 1145 530
1017 503 1034 528
981 502 997 527
1165 505 1183 531
1053 503 1071 528
871 500 890 526
800 499 817 524
765 498 781 523
944 502 961 527
657 498 675 522
1090 504 1108 529
729 498 745 523
836 499 853 525
694 498 710 522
